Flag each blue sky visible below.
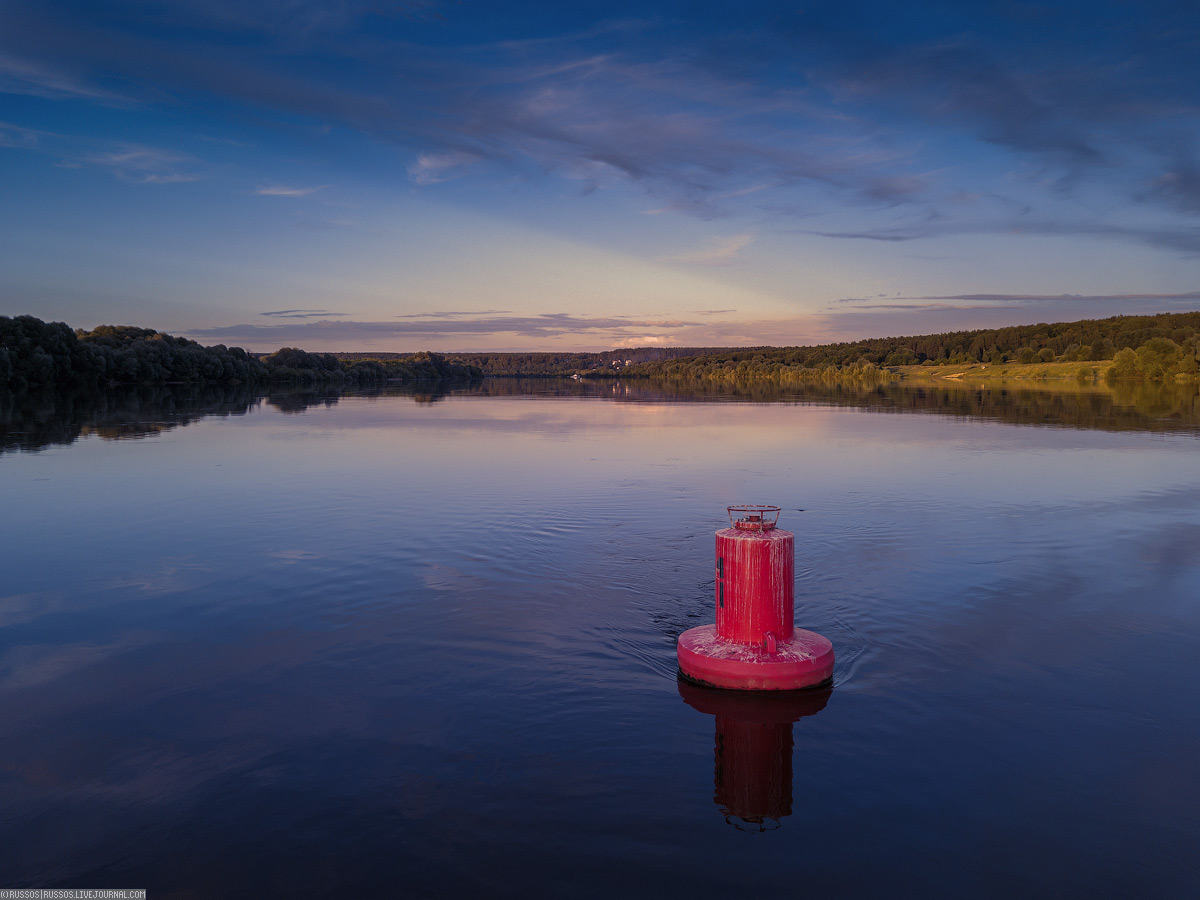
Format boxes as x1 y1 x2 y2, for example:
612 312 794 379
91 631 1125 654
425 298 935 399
2 0 1200 351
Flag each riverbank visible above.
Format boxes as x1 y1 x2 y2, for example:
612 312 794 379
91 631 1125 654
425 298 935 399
891 360 1112 383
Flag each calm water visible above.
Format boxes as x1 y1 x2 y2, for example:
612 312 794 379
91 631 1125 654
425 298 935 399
1 381 1198 898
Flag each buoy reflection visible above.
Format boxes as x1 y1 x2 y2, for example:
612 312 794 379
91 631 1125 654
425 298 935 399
678 679 830 832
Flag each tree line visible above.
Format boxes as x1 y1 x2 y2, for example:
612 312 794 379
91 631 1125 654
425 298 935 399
374 311 1200 382
262 347 482 386
344 347 715 376
618 311 1200 383
6 310 1200 390
0 316 481 389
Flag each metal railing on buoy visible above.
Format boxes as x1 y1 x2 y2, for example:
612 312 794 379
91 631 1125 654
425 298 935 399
677 505 834 691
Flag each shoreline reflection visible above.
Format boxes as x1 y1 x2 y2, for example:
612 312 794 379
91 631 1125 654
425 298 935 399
3 375 1198 459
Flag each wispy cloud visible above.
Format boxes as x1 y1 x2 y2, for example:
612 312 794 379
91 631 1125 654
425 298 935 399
806 219 1200 256
255 184 327 197
0 119 50 149
187 312 702 348
83 145 201 183
925 291 1200 305
663 234 754 266
407 151 484 185
831 302 993 311
1150 153 1200 215
0 115 202 185
0 51 127 102
833 291 1200 311
393 309 511 319
260 309 349 318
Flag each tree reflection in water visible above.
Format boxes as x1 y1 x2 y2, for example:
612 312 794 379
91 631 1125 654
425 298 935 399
4 378 1198 458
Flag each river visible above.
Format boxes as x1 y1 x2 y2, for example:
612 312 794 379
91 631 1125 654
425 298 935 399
1 379 1197 898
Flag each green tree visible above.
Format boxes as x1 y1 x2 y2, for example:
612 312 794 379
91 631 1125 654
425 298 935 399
1107 347 1140 381
1135 338 1181 380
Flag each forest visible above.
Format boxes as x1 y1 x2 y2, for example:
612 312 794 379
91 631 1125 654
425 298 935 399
618 311 1200 384
262 346 482 386
0 316 481 389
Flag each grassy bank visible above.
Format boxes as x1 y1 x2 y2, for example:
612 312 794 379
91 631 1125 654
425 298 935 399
892 360 1112 383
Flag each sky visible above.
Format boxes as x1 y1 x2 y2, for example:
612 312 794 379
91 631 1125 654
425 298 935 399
2 0 1200 352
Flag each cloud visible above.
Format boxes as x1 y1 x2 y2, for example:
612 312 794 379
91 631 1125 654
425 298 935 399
1151 153 1200 215
833 291 1200 313
186 312 822 352
718 183 771 199
83 144 201 183
916 291 1200 305
183 288 1200 353
0 50 127 102
831 302 998 311
107 0 448 37
0 116 202 185
255 184 327 197
0 2 938 218
393 309 511 319
835 294 1200 309
260 309 349 318
830 42 1099 165
663 234 754 266
186 312 704 349
139 173 199 184
407 151 485 185
806 219 1200 256
0 119 50 149
0 115 202 184
4 0 1200 256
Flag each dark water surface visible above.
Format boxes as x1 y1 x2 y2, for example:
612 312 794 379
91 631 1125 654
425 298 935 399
1 381 1198 898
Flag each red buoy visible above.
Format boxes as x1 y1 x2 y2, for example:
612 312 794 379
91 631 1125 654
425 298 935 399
677 505 834 691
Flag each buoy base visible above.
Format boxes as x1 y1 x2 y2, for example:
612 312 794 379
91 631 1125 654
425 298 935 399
677 625 834 691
